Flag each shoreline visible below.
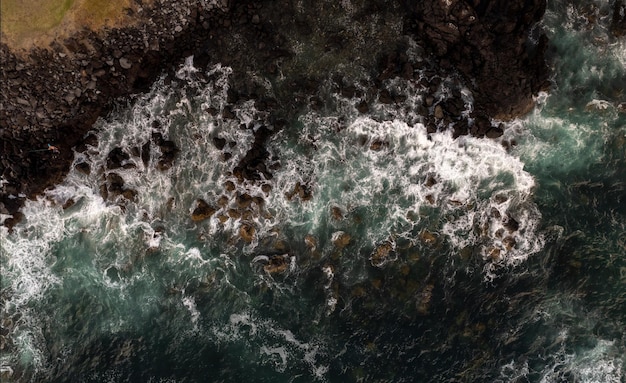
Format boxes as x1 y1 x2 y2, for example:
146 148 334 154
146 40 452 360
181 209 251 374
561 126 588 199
1 0 550 230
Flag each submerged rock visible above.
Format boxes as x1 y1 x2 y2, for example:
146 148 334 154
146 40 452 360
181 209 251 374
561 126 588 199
332 231 352 250
371 241 395 267
264 254 290 274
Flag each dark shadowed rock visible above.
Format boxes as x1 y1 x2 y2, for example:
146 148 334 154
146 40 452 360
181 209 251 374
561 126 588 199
408 0 549 119
611 1 626 37
75 162 91 175
106 148 130 170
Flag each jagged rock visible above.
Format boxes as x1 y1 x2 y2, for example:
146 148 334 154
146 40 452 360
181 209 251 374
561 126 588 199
121 189 137 201
239 223 256 242
212 136 227 150
434 104 444 119
233 125 274 182
156 140 179 171
286 181 313 201
106 172 125 194
191 199 216 222
356 100 369 114
503 214 520 232
420 230 437 246
369 139 389 151
611 1 626 37
106 147 130 169
75 162 91 175
409 0 549 119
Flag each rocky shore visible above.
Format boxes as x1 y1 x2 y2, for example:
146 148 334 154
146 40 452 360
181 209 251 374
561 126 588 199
1 0 553 228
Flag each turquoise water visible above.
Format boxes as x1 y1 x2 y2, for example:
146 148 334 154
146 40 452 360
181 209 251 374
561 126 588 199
2 3 625 382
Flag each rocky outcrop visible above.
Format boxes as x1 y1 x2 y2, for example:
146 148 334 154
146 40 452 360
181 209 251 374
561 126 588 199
0 0 281 226
611 0 626 37
407 0 550 119
1 0 551 228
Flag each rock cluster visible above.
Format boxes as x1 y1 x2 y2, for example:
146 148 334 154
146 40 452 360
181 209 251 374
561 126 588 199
1 0 551 227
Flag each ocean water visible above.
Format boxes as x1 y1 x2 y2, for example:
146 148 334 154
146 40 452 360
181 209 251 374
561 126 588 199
1 3 625 382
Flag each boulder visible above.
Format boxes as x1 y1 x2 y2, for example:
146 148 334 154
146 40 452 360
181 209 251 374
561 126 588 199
191 199 216 222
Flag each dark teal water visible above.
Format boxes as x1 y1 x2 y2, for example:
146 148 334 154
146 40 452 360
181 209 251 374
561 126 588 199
1 2 625 382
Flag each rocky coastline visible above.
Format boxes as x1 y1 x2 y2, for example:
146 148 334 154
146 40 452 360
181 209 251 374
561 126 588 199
1 0 552 229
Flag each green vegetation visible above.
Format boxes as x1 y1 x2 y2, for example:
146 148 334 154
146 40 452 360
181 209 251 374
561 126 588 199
1 0 74 41
0 0 137 50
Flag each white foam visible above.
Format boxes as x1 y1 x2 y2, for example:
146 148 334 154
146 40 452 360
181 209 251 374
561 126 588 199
212 312 328 378
260 345 289 372
539 340 623 383
267 114 543 279
182 296 200 330
321 264 337 315
1 198 63 307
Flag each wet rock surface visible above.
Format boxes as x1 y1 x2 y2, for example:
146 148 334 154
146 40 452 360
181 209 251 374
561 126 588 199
407 0 550 119
1 0 550 227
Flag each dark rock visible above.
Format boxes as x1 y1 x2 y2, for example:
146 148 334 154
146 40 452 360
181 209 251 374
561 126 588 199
379 89 394 104
286 181 312 201
106 148 130 169
119 57 132 69
1 0 552 230
213 136 227 150
121 189 137 201
156 140 179 171
222 107 236 119
236 193 253 208
425 174 437 187
370 139 389 151
141 141 151 166
503 214 520 232
611 1 626 37
106 172 125 194
443 97 464 117
356 101 369 113
233 125 274 181
191 199 216 222
486 126 504 139
371 241 394 267
434 104 444 119
409 0 549 119
452 120 469 138
262 254 289 274
239 223 256 242
75 162 91 175
224 180 236 192
3 211 24 231
331 206 343 220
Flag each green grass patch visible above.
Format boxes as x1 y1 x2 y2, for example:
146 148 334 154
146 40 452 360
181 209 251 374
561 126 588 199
1 0 74 36
1 0 136 49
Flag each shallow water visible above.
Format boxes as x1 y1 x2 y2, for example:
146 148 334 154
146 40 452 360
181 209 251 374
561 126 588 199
1 2 625 382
